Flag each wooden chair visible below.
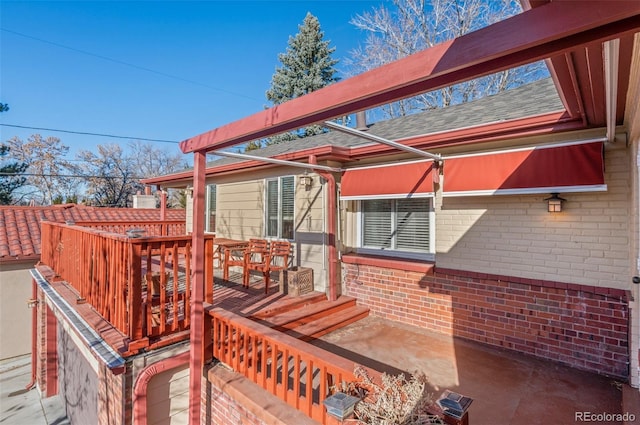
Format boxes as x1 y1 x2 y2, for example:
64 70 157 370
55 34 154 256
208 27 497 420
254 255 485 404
244 240 290 293
240 239 270 288
222 240 258 281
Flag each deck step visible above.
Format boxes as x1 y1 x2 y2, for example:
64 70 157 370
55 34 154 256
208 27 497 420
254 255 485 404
285 305 370 341
254 296 357 330
248 291 327 319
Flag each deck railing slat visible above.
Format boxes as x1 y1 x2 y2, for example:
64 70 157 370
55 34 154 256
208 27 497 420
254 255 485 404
206 306 365 424
39 221 212 350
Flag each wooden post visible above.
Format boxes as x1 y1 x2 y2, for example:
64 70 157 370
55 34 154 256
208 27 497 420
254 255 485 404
188 149 207 425
129 241 143 342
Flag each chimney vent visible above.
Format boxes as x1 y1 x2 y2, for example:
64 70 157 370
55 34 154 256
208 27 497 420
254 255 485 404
355 111 368 131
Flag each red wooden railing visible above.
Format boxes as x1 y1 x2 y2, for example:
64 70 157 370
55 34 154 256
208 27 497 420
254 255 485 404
206 306 364 424
74 220 186 236
40 221 213 349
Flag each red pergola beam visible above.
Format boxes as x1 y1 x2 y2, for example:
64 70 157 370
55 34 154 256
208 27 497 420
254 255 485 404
181 1 640 154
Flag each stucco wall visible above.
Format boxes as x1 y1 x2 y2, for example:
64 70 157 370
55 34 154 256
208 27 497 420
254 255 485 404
58 323 99 425
0 261 36 359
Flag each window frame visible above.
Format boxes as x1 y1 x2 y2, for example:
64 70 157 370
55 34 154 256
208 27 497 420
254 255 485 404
264 175 295 240
355 195 435 261
205 184 216 233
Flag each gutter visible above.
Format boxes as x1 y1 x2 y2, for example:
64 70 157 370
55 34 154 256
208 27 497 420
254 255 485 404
29 268 126 371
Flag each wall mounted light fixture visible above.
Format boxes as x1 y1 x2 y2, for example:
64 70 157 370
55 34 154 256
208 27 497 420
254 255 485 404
299 175 313 187
545 193 566 213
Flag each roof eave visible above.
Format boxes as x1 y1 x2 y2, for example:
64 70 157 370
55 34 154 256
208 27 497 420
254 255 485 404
142 145 351 186
144 111 583 186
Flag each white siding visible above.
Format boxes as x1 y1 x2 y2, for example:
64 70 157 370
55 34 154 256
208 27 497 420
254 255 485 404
204 168 328 291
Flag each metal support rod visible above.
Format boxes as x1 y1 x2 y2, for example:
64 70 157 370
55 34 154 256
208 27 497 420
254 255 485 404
323 121 442 161
212 150 343 173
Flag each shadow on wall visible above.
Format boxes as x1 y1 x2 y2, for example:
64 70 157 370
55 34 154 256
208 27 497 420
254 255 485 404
58 326 98 424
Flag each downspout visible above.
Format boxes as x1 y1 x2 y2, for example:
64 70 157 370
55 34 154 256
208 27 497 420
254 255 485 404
188 150 207 425
26 276 38 390
133 351 190 425
308 155 338 301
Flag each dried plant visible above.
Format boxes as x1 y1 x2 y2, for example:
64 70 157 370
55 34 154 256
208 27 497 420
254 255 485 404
334 366 444 425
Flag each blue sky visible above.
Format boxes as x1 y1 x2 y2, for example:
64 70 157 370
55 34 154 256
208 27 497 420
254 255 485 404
1 0 386 160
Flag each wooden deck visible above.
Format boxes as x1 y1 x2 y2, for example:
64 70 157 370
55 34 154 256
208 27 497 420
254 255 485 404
213 270 369 342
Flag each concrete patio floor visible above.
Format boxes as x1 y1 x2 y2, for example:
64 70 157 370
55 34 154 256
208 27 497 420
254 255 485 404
313 315 627 425
0 355 69 425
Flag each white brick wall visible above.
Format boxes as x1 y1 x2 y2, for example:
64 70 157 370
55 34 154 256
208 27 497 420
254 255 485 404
625 33 640 389
436 142 631 289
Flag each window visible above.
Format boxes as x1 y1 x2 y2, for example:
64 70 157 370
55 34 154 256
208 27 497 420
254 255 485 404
359 197 433 258
265 176 294 239
205 184 216 233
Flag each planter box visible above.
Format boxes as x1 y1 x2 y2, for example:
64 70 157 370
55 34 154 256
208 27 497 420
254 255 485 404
280 267 313 296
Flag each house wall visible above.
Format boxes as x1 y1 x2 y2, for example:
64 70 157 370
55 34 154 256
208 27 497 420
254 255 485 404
193 168 328 292
146 363 189 425
340 131 633 378
343 263 629 378
435 140 630 290
0 261 37 359
58 324 99 425
37 285 129 425
626 32 640 389
37 282 196 425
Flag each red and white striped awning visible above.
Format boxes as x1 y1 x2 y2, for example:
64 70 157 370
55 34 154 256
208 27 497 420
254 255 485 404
442 140 606 196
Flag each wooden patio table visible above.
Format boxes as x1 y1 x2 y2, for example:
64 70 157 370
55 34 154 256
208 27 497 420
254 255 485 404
215 238 250 277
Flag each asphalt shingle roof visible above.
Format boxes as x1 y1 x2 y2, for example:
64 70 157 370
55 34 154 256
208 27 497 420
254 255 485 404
0 204 185 262
207 78 563 168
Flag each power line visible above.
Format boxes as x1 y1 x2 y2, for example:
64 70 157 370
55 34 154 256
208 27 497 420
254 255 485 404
0 123 180 144
1 28 263 102
0 172 146 179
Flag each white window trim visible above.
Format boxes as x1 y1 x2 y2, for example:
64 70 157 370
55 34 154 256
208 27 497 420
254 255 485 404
264 176 295 241
355 197 435 262
205 184 216 234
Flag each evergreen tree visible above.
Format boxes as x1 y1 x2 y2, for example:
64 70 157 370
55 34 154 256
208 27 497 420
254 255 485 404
0 104 28 205
0 144 28 205
260 12 339 147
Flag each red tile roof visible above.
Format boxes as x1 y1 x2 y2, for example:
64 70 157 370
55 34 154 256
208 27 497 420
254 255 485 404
0 204 186 263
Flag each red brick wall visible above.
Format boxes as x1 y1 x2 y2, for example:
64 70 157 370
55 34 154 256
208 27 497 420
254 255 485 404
36 288 57 396
98 363 127 425
36 288 46 393
343 263 629 379
203 379 265 425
